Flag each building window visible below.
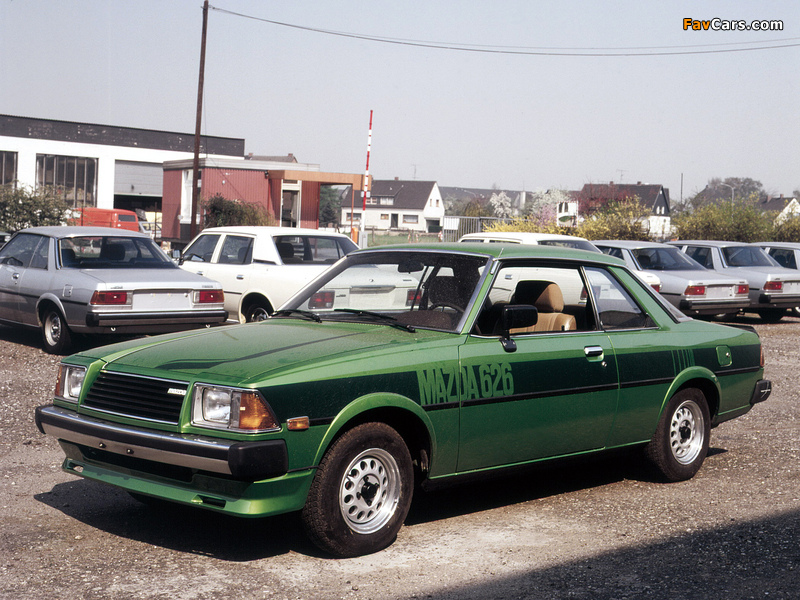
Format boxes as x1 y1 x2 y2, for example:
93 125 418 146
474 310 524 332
378 197 394 206
403 214 418 224
380 214 389 220
345 212 362 221
36 154 97 208
1 151 17 187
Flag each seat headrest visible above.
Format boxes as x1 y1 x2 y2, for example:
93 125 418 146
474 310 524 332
512 280 564 313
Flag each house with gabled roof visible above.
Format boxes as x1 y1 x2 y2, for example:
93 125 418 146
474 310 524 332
577 182 672 240
341 179 444 233
758 194 800 222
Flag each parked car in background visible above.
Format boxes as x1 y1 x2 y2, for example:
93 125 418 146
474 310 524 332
753 241 800 317
0 231 11 248
68 207 141 232
594 240 750 317
36 243 770 557
178 226 358 322
459 231 662 291
0 227 226 353
669 240 800 321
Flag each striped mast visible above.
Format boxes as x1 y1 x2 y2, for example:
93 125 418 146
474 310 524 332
360 110 373 245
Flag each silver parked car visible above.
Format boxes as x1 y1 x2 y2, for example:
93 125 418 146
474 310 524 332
178 226 358 322
754 241 800 317
0 227 227 353
594 240 750 317
669 240 800 322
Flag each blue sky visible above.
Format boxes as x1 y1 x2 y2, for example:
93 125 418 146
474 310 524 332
1 1 798 202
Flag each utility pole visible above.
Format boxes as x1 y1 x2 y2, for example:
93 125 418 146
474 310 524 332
190 0 209 239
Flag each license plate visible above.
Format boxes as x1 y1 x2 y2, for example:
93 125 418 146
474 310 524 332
132 292 192 310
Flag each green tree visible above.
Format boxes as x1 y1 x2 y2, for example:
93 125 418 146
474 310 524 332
202 194 275 228
574 198 651 241
319 186 341 227
0 185 70 232
772 215 800 243
673 195 774 242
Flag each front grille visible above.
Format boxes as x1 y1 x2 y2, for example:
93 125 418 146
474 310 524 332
83 372 188 424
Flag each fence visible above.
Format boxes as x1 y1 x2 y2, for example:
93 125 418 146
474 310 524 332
440 216 513 242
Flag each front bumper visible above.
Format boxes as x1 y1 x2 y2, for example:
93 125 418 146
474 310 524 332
35 404 286 480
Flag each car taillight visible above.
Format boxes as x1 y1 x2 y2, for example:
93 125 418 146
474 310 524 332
90 290 129 305
406 289 422 306
684 285 706 296
651 283 661 292
195 290 224 304
309 290 335 309
763 281 782 292
736 284 749 295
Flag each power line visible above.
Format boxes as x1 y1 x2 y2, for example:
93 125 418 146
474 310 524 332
209 6 800 57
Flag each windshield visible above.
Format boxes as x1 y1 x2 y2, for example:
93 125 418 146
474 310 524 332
722 246 779 267
58 236 175 269
280 250 490 332
631 247 706 271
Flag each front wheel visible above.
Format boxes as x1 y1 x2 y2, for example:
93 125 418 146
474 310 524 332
302 422 413 557
645 388 710 482
41 307 72 354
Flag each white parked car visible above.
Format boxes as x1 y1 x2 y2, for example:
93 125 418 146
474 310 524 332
458 232 662 291
179 227 358 322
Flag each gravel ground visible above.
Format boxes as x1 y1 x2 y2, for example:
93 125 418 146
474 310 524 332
1 315 798 600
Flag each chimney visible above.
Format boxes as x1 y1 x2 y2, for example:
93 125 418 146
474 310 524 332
636 181 642 185
395 177 399 181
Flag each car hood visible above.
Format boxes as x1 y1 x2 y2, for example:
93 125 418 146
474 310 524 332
73 267 220 288
77 320 453 385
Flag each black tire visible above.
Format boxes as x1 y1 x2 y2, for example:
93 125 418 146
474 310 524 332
302 422 413 557
758 308 786 323
40 307 72 354
243 300 272 322
645 388 710 482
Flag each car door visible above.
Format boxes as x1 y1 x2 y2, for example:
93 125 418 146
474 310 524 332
202 233 256 317
457 262 619 472
0 233 44 323
15 235 52 326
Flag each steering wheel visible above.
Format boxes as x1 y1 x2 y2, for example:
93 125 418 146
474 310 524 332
430 302 465 315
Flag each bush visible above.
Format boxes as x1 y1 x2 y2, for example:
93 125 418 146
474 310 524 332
673 201 774 242
772 215 800 243
202 194 275 228
0 185 70 232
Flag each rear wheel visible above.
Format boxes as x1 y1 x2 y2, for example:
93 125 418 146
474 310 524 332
243 299 272 322
645 388 710 482
302 422 413 557
41 307 72 354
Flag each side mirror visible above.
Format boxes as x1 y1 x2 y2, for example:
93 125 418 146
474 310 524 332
171 249 183 264
499 305 538 352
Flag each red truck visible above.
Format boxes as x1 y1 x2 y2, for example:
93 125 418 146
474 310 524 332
69 207 140 231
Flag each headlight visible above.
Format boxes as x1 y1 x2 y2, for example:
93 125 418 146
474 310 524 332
55 364 87 403
191 384 280 433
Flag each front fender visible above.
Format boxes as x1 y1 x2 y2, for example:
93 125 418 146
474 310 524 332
312 393 437 467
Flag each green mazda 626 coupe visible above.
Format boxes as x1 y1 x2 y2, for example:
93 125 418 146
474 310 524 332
36 243 771 557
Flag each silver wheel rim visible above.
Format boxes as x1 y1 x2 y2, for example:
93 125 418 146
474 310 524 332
44 313 62 346
669 400 704 465
249 306 269 322
339 447 401 534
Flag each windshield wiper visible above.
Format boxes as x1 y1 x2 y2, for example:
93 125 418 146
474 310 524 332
271 309 322 322
332 309 415 332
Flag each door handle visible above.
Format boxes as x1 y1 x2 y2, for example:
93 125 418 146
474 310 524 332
236 274 244 280
584 345 604 358
196 271 204 276
12 272 20 280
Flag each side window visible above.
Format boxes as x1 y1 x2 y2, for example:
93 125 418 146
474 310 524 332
585 268 654 330
769 249 797 269
304 237 346 263
600 247 624 260
218 235 253 265
476 264 591 335
0 233 43 268
29 237 50 269
182 234 220 263
684 246 711 269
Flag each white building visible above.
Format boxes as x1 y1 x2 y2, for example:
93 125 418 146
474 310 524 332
0 114 243 215
342 179 444 233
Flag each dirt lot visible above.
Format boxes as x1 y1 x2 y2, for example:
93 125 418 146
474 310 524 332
1 316 799 600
